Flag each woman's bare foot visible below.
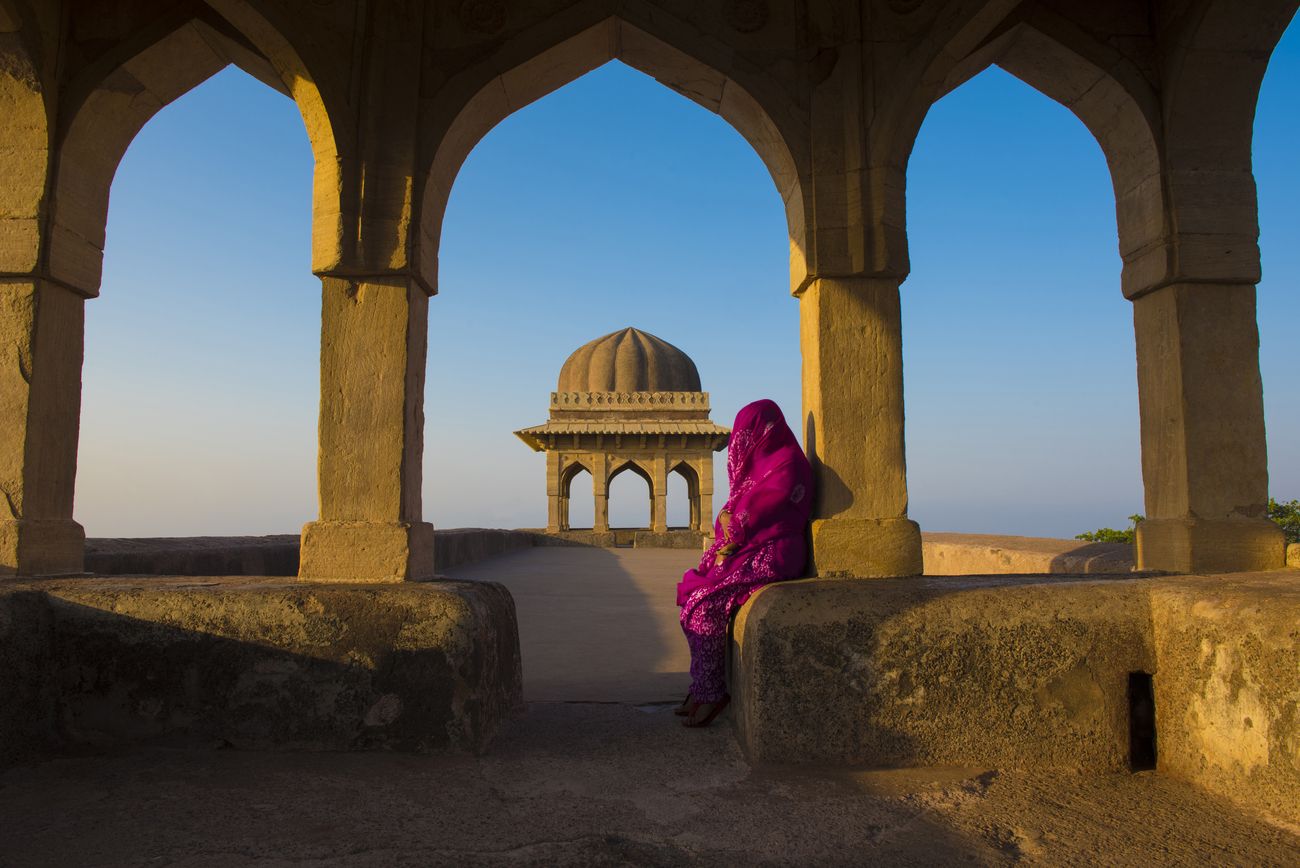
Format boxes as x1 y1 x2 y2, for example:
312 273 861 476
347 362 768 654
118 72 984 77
673 693 697 717
682 694 730 728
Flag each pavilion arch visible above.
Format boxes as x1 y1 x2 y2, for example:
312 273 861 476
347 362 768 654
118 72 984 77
887 14 1165 298
608 459 656 530
0 1 48 275
558 459 594 531
45 4 342 297
417 14 810 296
670 460 702 530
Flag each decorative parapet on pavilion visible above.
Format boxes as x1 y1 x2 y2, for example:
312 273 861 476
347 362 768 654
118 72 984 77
515 330 729 540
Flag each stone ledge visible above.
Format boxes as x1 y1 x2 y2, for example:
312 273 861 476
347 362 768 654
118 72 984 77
0 576 522 762
920 532 1135 575
731 570 1300 827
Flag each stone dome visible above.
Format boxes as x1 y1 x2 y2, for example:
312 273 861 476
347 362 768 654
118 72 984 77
557 328 702 392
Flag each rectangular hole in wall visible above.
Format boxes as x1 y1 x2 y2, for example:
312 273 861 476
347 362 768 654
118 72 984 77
1128 671 1157 771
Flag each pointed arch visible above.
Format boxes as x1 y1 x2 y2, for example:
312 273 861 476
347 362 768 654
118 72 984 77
44 4 341 296
417 15 809 296
887 12 1165 297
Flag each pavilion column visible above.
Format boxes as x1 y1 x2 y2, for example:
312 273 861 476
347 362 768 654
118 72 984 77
1132 283 1284 573
696 458 714 537
0 279 87 577
651 456 668 533
299 275 434 582
545 453 562 533
592 454 609 532
800 275 922 577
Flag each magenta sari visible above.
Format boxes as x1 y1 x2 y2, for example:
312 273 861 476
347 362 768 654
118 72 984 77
677 399 813 703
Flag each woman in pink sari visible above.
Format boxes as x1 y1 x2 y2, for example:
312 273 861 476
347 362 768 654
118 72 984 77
675 399 814 727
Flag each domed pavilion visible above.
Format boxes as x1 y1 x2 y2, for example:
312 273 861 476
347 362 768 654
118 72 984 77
515 328 729 543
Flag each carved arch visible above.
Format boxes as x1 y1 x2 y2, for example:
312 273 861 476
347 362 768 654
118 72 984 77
418 14 810 295
44 3 341 295
885 12 1166 297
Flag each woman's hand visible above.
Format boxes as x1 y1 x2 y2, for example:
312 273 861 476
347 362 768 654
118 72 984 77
713 542 737 567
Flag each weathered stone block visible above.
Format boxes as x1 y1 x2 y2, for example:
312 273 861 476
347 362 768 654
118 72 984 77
1 577 521 756
299 520 435 582
0 519 85 578
1137 517 1284 574
733 575 1154 769
809 517 922 577
1286 543 1299 569
1149 573 1300 826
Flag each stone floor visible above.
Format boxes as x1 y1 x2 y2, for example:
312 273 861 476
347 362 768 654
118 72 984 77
3 548 1298 866
2 702 1298 866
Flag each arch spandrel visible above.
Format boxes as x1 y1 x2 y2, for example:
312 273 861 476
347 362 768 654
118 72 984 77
418 13 810 297
0 2 49 275
43 3 344 296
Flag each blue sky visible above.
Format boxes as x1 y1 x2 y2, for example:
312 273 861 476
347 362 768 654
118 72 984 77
77 19 1299 538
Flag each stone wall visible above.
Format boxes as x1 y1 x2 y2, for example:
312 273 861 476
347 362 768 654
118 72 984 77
0 576 522 764
732 570 1300 827
81 530 1137 578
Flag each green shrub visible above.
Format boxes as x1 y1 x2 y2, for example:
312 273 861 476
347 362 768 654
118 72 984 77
1075 500 1299 546
1269 498 1300 545
1075 514 1144 545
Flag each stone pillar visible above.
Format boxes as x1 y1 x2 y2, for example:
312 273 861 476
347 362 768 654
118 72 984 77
1132 283 1284 573
545 452 562 533
0 279 87 577
299 276 434 582
800 275 922 577
651 455 668 533
697 457 714 538
592 454 609 533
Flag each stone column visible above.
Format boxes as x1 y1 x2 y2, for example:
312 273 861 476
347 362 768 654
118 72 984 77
651 455 668 533
0 279 87 576
697 457 714 538
592 454 609 533
800 275 922 577
545 452 562 533
1132 283 1283 573
299 276 434 582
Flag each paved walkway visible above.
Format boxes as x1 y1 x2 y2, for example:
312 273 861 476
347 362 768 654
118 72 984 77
446 546 701 703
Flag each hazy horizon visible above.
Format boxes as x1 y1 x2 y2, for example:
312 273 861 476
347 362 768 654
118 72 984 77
75 19 1299 540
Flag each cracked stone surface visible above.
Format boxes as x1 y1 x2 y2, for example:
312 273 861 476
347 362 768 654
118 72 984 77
1 702 1297 867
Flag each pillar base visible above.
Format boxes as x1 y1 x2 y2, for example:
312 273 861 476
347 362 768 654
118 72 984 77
1136 518 1284 574
0 519 85 578
810 517 922 578
298 521 435 583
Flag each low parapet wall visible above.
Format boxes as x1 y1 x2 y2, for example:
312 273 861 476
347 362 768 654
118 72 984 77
83 530 1138 578
732 569 1300 828
0 576 523 765
921 532 1135 575
84 529 547 577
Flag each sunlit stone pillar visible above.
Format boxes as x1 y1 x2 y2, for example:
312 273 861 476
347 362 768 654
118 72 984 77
1132 283 1284 573
0 279 87 576
697 458 714 538
545 453 562 533
651 456 668 533
592 453 609 533
299 276 434 582
800 275 922 577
